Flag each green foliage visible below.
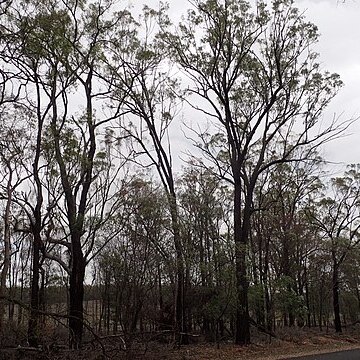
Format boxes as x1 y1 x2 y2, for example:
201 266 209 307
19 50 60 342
20 9 73 61
248 283 265 310
201 284 236 320
0 0 355 347
274 275 306 317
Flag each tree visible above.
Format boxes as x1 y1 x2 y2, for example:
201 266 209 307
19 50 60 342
96 178 169 348
308 165 360 333
161 0 346 344
0 4 48 343
251 156 322 328
0 0 132 348
178 166 234 341
106 6 189 343
0 115 31 340
38 2 129 347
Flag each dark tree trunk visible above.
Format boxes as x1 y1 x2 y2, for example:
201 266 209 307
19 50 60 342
158 265 163 313
0 174 12 340
28 75 44 347
254 229 265 327
332 261 342 333
304 264 311 328
263 236 273 333
169 194 188 345
319 280 323 331
199 230 212 338
288 305 295 327
234 180 250 345
69 237 86 349
282 237 295 326
28 231 41 347
176 257 186 337
175 249 187 344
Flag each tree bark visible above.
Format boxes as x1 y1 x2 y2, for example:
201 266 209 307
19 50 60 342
28 231 41 347
0 170 12 342
332 260 342 333
169 193 188 345
234 180 250 345
69 236 86 349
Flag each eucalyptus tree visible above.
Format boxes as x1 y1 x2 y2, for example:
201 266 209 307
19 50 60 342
308 165 360 333
96 178 169 346
0 0 133 348
32 2 129 347
178 166 235 340
106 7 189 343
0 111 31 339
161 0 346 344
251 156 322 327
0 4 62 346
0 7 46 343
178 167 223 291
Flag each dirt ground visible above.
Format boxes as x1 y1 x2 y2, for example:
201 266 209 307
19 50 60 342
2 327 360 360
145 329 360 360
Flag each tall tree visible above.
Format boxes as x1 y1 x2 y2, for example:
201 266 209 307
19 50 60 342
96 178 168 346
161 0 345 344
178 166 234 340
107 6 188 343
0 2 52 344
0 115 31 340
251 157 322 327
0 0 132 348
308 165 360 333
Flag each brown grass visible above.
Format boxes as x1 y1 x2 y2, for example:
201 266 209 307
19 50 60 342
2 327 360 359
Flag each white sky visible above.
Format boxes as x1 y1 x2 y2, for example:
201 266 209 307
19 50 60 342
296 0 360 169
128 0 360 171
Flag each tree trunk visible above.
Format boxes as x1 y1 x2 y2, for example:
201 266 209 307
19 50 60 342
169 193 188 345
319 280 323 331
263 235 273 333
173 242 186 328
175 251 186 344
282 235 295 326
69 237 85 349
0 175 12 342
28 231 41 347
332 261 342 333
304 263 311 328
234 181 250 345
27 75 45 346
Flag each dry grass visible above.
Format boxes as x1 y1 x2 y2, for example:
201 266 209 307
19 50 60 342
140 328 360 360
2 327 360 359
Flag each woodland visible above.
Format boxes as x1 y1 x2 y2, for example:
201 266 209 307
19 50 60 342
0 0 359 358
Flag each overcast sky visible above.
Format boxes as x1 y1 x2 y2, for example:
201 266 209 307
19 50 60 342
296 0 360 169
128 0 360 171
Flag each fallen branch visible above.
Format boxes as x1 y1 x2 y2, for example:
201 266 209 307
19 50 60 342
249 317 277 338
0 295 109 358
